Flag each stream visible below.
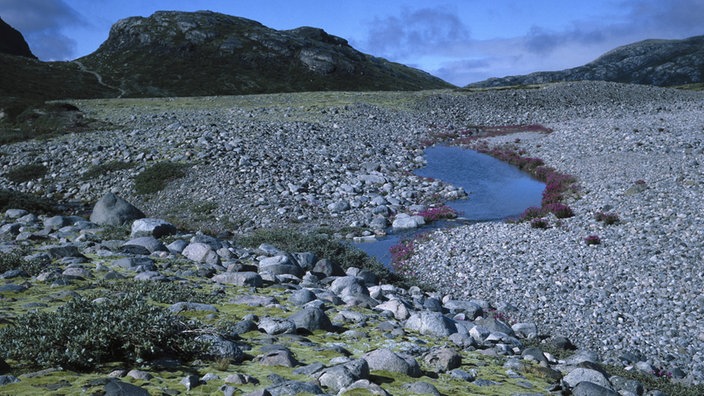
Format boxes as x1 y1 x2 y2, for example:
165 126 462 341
353 145 546 267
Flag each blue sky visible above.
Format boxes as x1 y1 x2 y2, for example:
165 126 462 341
1 0 703 86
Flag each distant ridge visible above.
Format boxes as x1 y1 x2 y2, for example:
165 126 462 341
78 10 453 97
468 35 704 88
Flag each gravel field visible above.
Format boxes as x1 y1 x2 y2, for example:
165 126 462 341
403 82 704 384
2 81 704 384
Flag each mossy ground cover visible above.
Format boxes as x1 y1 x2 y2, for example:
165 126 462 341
0 241 555 395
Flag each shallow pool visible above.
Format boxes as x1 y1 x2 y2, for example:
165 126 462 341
354 145 545 267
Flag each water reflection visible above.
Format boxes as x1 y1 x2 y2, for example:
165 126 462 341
354 145 545 267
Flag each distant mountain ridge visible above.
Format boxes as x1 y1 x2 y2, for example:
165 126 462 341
78 10 453 97
469 35 704 88
0 17 36 59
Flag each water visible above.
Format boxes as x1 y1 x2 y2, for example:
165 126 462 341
354 145 545 266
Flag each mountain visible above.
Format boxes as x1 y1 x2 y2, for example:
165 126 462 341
468 35 704 88
78 10 453 97
0 17 36 59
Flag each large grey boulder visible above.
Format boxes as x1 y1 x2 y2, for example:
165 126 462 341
258 255 303 278
287 307 333 333
362 348 421 378
563 368 613 389
212 272 263 287
90 193 145 226
316 359 369 393
195 334 244 363
423 347 462 373
123 236 167 253
131 218 177 238
405 311 458 337
182 242 220 264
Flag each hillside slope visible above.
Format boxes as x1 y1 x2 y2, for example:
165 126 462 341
79 10 453 97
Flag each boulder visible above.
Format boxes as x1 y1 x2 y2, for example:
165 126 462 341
131 218 177 238
362 348 421 378
423 347 462 372
563 368 613 389
182 242 220 264
212 272 263 287
287 307 333 333
317 359 369 393
123 237 167 253
405 311 458 337
90 193 145 226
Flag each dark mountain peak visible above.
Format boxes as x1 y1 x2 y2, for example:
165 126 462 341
0 17 37 59
80 10 452 97
469 35 704 88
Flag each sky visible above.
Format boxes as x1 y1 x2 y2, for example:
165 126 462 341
1 0 703 86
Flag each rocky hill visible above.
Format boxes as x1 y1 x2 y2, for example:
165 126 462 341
78 10 453 97
469 35 704 88
0 17 36 59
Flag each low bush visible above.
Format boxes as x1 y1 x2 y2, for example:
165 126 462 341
97 279 219 305
5 164 48 183
0 294 204 371
0 189 57 213
0 251 48 277
81 161 134 180
530 218 549 229
584 235 601 245
134 161 187 194
545 203 574 219
595 211 620 225
390 239 415 269
417 205 458 222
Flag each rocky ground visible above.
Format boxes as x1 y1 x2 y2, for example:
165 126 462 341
1 81 704 394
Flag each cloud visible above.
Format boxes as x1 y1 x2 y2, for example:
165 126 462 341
435 0 704 85
623 0 704 37
362 6 471 59
0 0 85 60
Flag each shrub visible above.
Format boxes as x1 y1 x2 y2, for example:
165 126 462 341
520 206 546 221
530 218 549 229
584 235 601 245
0 294 204 371
595 211 620 225
0 251 48 277
81 161 134 180
417 205 458 222
134 161 187 194
97 279 219 305
545 203 574 219
390 239 415 269
0 189 57 213
5 164 48 183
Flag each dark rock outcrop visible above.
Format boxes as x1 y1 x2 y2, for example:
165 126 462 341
79 10 453 97
469 35 704 88
0 18 36 59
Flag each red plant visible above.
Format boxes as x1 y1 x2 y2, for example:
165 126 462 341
417 205 458 222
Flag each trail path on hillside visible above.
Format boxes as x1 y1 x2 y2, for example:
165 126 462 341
73 60 126 98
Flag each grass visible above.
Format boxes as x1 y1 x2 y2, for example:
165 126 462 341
0 189 57 214
133 161 188 195
5 164 48 183
81 161 135 180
